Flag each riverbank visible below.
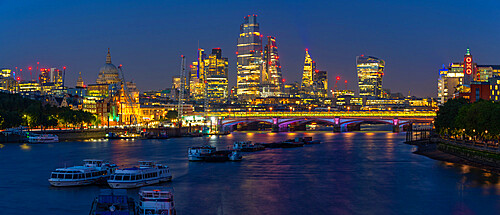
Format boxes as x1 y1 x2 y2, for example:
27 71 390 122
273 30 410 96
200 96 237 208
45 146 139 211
407 138 500 174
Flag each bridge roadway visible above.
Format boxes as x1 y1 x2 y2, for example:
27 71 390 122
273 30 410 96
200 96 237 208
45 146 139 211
205 111 436 132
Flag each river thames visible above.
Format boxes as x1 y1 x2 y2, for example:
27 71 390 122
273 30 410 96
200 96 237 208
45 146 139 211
0 131 499 214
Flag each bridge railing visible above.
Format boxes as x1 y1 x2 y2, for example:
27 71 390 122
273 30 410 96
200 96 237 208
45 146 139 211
205 111 436 118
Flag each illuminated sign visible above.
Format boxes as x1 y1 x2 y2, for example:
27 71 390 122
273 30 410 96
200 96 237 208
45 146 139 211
464 56 473 75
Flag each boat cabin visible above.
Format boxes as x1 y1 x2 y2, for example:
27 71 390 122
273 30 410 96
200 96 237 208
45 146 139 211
84 159 104 168
50 169 107 180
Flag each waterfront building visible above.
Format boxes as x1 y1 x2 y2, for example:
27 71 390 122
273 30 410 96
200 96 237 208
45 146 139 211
237 14 263 101
463 48 475 86
489 77 500 101
96 48 121 85
313 70 328 97
206 48 229 104
301 49 316 94
357 55 384 98
261 36 283 97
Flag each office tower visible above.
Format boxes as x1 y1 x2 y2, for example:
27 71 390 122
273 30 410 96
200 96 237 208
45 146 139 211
313 70 328 97
357 55 384 98
237 14 263 100
463 48 475 86
301 49 315 89
189 48 206 102
206 48 229 103
261 36 283 97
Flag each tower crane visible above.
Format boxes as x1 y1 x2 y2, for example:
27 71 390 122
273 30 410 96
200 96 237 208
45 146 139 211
117 65 138 125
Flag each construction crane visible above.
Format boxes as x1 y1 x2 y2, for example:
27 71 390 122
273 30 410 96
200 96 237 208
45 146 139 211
117 65 138 125
178 55 186 121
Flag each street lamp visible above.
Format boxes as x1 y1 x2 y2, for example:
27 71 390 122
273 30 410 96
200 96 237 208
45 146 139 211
328 106 331 113
289 106 292 113
308 107 311 112
270 107 273 112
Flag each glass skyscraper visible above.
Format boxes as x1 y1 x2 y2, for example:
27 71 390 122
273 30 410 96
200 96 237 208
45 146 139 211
356 55 384 98
261 36 283 97
237 14 263 100
206 48 229 104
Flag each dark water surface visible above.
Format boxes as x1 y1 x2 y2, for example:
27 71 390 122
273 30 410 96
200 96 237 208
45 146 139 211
1 132 499 215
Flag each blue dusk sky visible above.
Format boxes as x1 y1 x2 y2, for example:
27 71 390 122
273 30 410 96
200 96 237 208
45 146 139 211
1 0 500 97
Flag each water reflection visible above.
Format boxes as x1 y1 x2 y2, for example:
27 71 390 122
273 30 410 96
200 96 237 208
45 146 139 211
0 132 498 214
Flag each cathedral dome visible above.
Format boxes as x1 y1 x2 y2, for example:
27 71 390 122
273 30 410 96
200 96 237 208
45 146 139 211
96 48 121 85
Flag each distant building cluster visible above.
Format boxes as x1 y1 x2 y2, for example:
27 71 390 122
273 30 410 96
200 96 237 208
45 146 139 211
437 48 500 104
0 14 440 128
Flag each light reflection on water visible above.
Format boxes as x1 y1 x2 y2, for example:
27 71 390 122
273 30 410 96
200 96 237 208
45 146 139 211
0 132 498 215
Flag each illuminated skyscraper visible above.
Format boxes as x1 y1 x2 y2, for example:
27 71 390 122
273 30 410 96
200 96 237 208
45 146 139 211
261 36 283 97
301 49 316 93
313 70 328 97
237 14 263 100
189 49 207 102
206 48 229 104
356 55 384 98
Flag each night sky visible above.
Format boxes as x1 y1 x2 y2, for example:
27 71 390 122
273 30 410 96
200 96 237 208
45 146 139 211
2 0 500 97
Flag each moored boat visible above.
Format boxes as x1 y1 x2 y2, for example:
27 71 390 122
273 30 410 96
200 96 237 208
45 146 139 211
233 141 265 152
90 189 136 215
188 145 216 161
108 161 172 189
28 133 59 143
48 159 116 187
303 136 321 144
137 187 176 215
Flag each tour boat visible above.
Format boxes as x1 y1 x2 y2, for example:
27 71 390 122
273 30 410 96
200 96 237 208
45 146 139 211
28 134 59 143
233 141 265 152
90 189 136 215
136 187 176 215
48 159 117 187
187 146 216 161
108 161 172 189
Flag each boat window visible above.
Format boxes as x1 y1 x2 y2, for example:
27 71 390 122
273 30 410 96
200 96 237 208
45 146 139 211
58 174 64 179
137 175 142 180
115 175 123 180
86 173 91 178
64 174 72 179
123 175 130 180
51 174 56 178
131 175 136 180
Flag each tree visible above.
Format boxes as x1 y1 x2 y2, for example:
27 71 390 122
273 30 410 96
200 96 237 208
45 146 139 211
434 98 469 135
166 110 178 121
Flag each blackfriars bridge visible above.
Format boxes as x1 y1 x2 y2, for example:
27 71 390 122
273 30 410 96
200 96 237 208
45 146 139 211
205 110 436 132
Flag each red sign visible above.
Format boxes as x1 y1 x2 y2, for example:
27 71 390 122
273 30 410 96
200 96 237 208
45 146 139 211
464 56 473 75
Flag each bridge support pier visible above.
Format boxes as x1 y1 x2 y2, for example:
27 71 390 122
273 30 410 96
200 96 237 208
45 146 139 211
392 118 400 133
333 117 341 133
272 117 279 132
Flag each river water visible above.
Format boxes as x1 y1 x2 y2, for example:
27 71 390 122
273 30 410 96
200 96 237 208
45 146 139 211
0 131 499 215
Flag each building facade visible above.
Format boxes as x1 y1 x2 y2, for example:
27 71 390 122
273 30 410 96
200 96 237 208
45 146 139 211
357 55 384 98
301 49 316 93
236 14 263 100
206 48 229 104
261 36 283 97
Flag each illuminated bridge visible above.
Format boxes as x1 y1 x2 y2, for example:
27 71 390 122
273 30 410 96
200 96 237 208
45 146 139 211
205 111 436 132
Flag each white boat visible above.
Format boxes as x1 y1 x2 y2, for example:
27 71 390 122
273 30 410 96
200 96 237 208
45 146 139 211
49 159 117 187
108 161 172 189
28 134 59 143
136 187 176 215
187 146 216 161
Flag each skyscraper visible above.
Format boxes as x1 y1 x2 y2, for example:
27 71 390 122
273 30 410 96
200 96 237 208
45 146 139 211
237 14 263 100
189 49 207 102
301 49 316 94
313 70 328 97
357 55 384 98
206 48 229 104
261 36 283 97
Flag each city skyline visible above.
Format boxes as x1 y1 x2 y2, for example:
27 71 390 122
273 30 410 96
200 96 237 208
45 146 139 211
2 1 500 97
